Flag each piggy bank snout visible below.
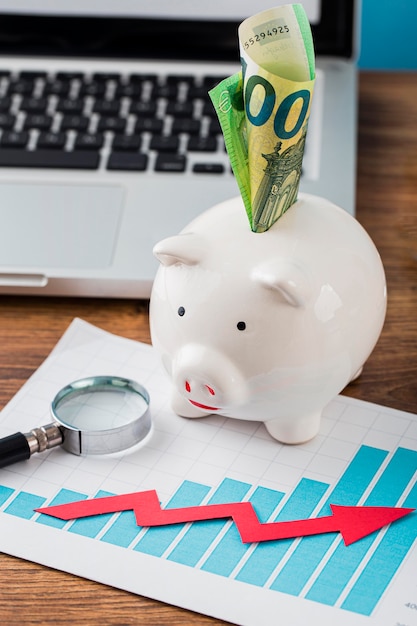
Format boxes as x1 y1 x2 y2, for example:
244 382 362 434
172 344 249 410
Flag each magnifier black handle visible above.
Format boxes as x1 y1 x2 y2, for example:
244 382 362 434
0 424 63 469
0 432 30 468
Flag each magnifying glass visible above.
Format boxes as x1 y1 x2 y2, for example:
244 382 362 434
0 376 152 469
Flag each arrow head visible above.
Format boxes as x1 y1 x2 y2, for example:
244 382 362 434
330 504 415 546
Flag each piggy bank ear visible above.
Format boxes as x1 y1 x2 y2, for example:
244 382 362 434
252 260 312 307
153 233 205 267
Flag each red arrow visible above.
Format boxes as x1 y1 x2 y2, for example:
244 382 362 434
35 490 415 546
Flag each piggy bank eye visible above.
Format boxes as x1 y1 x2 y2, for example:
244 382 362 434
178 306 185 317
236 321 246 331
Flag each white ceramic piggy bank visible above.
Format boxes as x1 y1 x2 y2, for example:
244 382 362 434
149 193 386 444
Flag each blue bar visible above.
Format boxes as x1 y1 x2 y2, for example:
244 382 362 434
270 445 388 596
306 447 417 607
37 489 87 529
68 491 115 538
134 480 210 556
167 478 251 567
0 484 14 506
5 491 46 519
100 510 140 548
201 485 285 577
342 463 417 615
236 478 328 586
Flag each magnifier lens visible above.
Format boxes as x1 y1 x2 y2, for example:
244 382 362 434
51 376 152 456
55 387 148 432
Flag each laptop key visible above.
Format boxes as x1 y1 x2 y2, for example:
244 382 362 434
115 83 141 98
60 115 90 131
166 102 194 117
129 73 158 84
74 133 104 150
188 85 210 100
130 101 157 117
79 82 106 98
7 79 35 96
193 163 225 174
152 84 178 100
203 76 226 88
187 136 217 152
154 153 186 172
20 97 48 113
208 118 222 135
92 73 122 82
107 151 148 171
112 134 142 151
56 98 84 114
0 113 16 129
0 97 12 112
24 114 53 130
43 80 71 97
135 118 163 133
166 75 195 85
149 135 179 152
202 100 217 117
37 132 67 150
18 71 47 80
171 119 200 135
93 100 121 116
97 117 126 133
0 149 99 169
0 131 29 148
56 72 84 81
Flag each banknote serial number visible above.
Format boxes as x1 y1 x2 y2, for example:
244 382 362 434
243 25 290 49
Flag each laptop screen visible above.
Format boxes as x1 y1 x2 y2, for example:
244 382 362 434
0 0 355 60
0 0 321 23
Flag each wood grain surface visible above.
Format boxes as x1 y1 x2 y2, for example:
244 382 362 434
0 72 416 625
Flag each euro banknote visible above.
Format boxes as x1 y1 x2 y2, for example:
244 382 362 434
210 4 315 232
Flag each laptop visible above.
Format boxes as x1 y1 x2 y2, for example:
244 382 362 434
0 0 358 298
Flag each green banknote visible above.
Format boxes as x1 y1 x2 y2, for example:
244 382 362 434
209 4 315 232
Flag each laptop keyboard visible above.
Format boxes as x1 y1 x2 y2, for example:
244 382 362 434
0 71 229 173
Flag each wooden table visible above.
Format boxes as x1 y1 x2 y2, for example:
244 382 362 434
0 72 416 625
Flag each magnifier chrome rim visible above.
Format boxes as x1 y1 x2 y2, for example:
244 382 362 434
51 375 151 456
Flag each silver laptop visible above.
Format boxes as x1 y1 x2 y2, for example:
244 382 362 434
0 0 359 298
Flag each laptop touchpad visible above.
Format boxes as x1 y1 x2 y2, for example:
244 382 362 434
0 183 124 268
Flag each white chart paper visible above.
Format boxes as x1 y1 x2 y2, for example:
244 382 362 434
0 319 416 625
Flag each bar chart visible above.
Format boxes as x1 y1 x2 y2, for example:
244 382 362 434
1 320 417 625
1 443 416 618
